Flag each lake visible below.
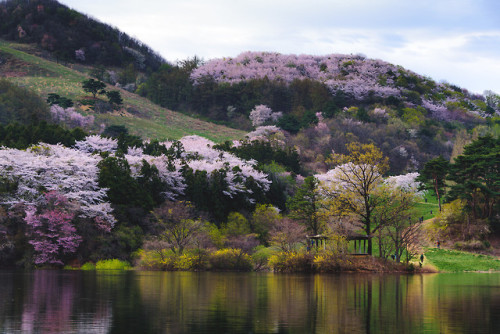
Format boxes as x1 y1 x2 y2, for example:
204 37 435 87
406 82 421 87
1 270 500 333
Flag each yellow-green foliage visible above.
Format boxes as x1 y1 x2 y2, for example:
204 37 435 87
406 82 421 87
206 223 227 249
176 249 210 271
81 262 96 270
268 251 314 272
251 246 276 271
134 249 178 271
313 249 346 272
95 259 131 270
402 107 426 126
209 248 253 271
225 212 251 236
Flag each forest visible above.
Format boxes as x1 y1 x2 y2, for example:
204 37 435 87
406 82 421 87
0 0 499 272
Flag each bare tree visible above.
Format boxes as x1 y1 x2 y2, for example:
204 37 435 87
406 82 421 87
152 201 203 254
269 218 306 253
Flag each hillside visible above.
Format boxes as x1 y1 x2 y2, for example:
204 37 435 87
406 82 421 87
1 0 499 175
0 39 245 142
0 0 164 70
142 51 496 174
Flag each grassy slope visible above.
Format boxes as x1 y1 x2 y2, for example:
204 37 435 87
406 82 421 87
0 40 245 142
424 248 500 272
414 192 440 221
414 194 500 272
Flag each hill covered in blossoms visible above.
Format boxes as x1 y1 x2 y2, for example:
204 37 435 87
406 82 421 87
190 51 498 121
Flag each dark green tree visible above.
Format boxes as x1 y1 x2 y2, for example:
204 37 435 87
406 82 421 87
447 135 500 221
417 156 450 211
106 90 123 108
82 79 106 100
287 176 323 235
97 156 153 210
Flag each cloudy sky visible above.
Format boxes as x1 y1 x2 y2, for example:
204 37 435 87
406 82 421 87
60 0 500 94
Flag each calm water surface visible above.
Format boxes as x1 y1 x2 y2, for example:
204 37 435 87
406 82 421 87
1 270 500 333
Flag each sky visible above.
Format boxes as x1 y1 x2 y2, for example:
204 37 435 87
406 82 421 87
60 0 500 94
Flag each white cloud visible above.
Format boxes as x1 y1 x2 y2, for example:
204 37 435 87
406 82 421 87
60 0 500 93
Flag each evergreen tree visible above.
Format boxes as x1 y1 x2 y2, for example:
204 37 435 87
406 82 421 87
447 135 500 221
287 176 323 235
417 156 450 211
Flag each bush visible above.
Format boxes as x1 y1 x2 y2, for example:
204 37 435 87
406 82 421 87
268 251 314 272
313 249 345 272
209 248 253 271
81 262 96 270
176 249 210 271
252 246 276 271
95 259 131 270
134 249 178 271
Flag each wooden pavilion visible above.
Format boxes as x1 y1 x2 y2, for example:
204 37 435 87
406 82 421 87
306 233 370 255
346 232 369 255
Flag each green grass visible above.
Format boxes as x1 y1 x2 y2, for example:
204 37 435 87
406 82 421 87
424 247 500 272
414 192 440 221
0 40 245 142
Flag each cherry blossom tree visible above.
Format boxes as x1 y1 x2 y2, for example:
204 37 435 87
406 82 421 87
25 191 81 265
249 104 282 127
74 135 118 153
0 144 115 228
50 105 94 129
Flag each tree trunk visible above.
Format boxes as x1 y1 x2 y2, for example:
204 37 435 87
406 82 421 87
434 176 442 212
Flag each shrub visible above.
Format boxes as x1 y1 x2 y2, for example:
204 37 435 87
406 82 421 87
176 249 210 271
209 248 253 271
134 249 178 271
95 259 131 270
81 262 96 270
268 251 314 272
252 246 276 271
313 249 345 272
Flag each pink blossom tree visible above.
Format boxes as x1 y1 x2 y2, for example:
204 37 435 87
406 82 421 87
49 105 94 129
25 191 82 265
249 104 282 127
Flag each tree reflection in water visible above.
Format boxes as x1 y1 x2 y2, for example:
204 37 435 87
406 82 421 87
1 271 500 333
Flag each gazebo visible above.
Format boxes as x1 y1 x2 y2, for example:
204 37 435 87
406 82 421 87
306 235 328 250
346 232 369 255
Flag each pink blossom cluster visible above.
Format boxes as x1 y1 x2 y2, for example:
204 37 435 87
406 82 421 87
25 191 81 265
316 168 423 201
124 151 186 201
50 105 94 129
384 172 423 195
0 143 115 227
245 125 283 142
249 104 282 126
163 135 271 201
74 135 118 153
191 51 497 119
191 51 406 100
0 134 272 227
123 135 271 203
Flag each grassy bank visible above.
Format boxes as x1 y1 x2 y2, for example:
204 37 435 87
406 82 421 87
424 247 500 272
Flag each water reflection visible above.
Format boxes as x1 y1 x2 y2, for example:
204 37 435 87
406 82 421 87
1 270 500 333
